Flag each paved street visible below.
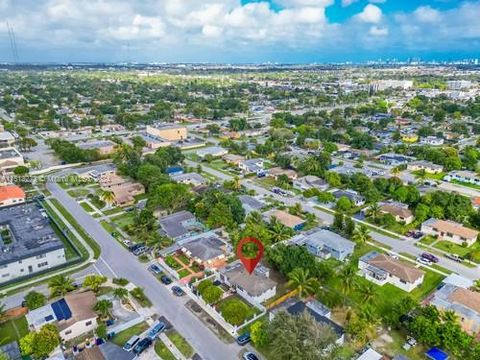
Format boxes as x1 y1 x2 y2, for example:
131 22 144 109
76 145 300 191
47 181 240 360
185 159 480 281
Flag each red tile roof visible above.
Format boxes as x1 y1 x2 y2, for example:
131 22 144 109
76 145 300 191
0 185 25 202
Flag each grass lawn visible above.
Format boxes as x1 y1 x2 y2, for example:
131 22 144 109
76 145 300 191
111 321 149 346
165 255 182 270
177 254 191 266
451 179 480 191
411 170 446 181
103 207 124 216
419 235 437 246
166 330 194 358
177 269 191 278
217 295 260 326
67 188 91 198
434 240 480 263
100 221 116 234
154 340 176 360
0 316 29 342
111 213 135 229
80 202 96 213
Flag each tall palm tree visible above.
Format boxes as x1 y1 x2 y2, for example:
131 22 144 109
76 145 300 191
340 265 357 295
231 176 242 192
48 275 75 297
269 218 293 243
94 299 113 319
113 288 129 301
286 268 318 298
471 279 480 293
352 225 372 244
99 190 116 208
0 303 6 324
441 310 457 323
289 203 303 216
358 282 376 305
366 203 381 221
246 211 263 227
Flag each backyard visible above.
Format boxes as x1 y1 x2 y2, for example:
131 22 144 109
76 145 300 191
0 316 29 343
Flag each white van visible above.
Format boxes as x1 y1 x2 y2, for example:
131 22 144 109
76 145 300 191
123 335 140 352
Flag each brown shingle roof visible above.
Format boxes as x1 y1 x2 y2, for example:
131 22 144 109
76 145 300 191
380 204 413 219
367 253 424 283
429 219 479 240
57 291 97 331
450 287 480 313
267 210 304 228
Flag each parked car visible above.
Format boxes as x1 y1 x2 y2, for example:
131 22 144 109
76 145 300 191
147 321 166 339
160 275 172 285
417 257 432 266
128 243 144 252
133 246 147 256
445 253 463 263
421 252 439 263
148 264 162 274
172 286 185 296
243 352 260 360
236 333 251 346
123 335 140 352
132 338 152 355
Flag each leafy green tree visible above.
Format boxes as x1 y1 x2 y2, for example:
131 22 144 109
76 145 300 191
113 288 129 301
20 324 59 358
336 196 352 212
96 324 108 339
150 183 191 214
219 299 249 326
24 291 46 310
250 321 269 347
200 285 223 304
352 225 371 244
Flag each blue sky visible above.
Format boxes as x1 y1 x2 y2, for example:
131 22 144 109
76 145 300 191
0 0 478 63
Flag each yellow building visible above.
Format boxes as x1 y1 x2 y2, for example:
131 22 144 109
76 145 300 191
146 124 187 141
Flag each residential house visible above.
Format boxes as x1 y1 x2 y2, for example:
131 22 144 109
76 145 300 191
269 298 345 345
420 136 444 146
0 147 24 171
197 146 228 159
263 209 305 231
180 231 229 269
377 152 415 167
379 201 414 224
293 175 328 192
223 154 244 166
217 261 277 305
332 189 365 207
292 228 355 261
170 172 207 187
26 291 97 341
146 123 187 141
356 348 383 360
75 342 135 360
267 167 298 181
444 170 480 186
0 131 15 147
0 185 25 208
407 161 444 174
421 218 479 247
0 203 66 283
238 158 264 175
358 251 425 292
429 281 480 335
77 140 116 155
238 195 265 214
159 211 203 241
110 182 145 207
76 163 116 182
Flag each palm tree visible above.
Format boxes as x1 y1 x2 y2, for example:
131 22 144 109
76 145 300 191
441 310 457 323
471 279 480 292
390 166 401 178
414 169 427 185
48 275 76 297
94 299 113 319
0 303 6 324
113 288 129 302
358 282 376 305
289 203 303 216
352 225 372 244
231 176 242 192
286 268 318 298
246 211 263 227
340 265 357 295
269 218 293 243
99 190 116 208
366 203 381 222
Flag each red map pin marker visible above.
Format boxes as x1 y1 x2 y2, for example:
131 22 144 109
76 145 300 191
236 237 264 274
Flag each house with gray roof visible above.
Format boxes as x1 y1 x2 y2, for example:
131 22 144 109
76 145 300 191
170 172 207 186
158 211 204 241
332 189 365 207
180 231 230 268
238 195 265 214
196 146 228 159
297 228 355 261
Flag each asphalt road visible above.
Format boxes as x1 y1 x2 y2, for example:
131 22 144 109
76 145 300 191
47 181 240 360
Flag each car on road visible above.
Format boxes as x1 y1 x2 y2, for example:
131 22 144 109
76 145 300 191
148 264 162 274
147 321 166 339
272 187 289 197
445 253 463 263
236 333 251 346
243 352 260 360
123 335 140 352
160 275 172 285
417 257 432 266
421 252 439 263
172 286 185 296
133 246 147 256
132 337 152 355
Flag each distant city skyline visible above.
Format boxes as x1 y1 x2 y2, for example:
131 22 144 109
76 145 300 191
1 0 479 63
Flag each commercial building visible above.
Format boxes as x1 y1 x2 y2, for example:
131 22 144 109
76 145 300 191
359 251 425 292
146 123 187 141
0 185 26 208
0 203 66 283
0 147 24 171
421 218 479 247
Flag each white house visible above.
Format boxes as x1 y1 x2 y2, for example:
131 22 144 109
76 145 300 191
238 158 264 174
421 218 479 247
196 146 228 159
217 261 277 305
420 136 444 146
358 251 425 292
444 170 480 186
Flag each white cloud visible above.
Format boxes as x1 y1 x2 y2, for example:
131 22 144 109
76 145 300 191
414 6 441 23
342 0 358 7
369 25 388 36
356 4 383 24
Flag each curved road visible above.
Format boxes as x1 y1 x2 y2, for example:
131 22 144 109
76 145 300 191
47 181 239 360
